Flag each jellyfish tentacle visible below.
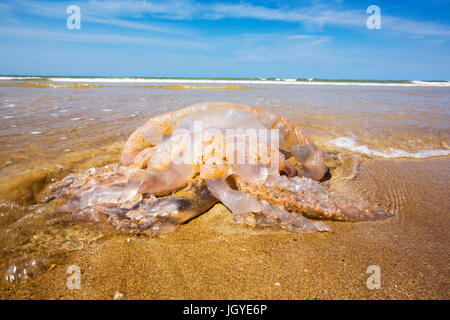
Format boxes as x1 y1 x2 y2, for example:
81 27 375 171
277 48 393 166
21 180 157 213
257 201 332 232
205 178 262 216
51 176 218 234
235 175 392 222
324 196 392 221
111 181 218 234
205 177 331 232
270 116 326 181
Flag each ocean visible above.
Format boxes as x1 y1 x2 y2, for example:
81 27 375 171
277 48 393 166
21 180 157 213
1 76 449 168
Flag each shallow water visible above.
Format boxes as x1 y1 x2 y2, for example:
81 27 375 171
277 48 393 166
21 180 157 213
1 81 448 165
0 80 449 286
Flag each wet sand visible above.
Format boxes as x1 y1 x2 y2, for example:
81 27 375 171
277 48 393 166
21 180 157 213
126 84 256 90
0 82 105 89
1 156 448 299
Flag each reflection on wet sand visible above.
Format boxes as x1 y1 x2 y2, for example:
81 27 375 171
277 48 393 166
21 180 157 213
0 83 105 89
127 84 257 90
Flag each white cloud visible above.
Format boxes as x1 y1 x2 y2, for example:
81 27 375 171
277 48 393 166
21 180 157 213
68 0 450 38
0 26 210 50
382 15 450 37
2 0 449 39
287 34 315 40
5 0 192 35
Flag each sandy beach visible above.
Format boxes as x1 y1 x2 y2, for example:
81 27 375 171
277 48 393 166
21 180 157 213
0 81 448 300
0 155 448 299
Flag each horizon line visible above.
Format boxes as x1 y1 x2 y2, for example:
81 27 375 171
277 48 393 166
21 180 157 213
1 75 449 82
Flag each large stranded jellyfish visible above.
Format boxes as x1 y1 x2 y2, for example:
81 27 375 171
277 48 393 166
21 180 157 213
46 102 391 234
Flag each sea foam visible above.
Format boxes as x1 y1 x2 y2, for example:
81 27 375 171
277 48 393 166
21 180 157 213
329 136 450 159
6 77 446 87
1 76 449 87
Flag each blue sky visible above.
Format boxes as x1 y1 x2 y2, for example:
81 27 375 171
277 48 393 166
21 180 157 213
0 0 449 79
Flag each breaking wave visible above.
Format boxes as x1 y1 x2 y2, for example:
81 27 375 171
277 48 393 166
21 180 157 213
329 137 450 159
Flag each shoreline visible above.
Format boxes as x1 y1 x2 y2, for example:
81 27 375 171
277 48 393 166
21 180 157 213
1 76 450 87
